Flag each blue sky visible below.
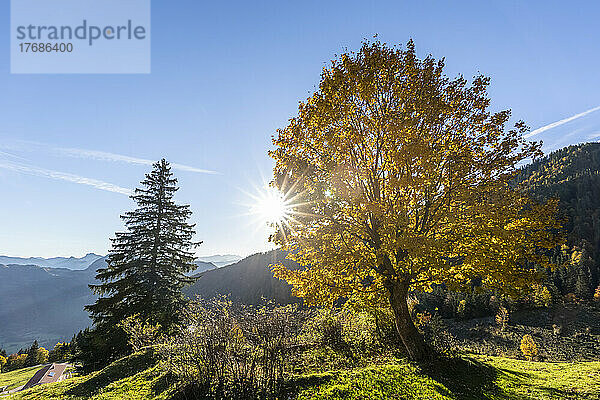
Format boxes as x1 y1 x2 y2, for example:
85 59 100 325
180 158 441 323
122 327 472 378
1 0 599 258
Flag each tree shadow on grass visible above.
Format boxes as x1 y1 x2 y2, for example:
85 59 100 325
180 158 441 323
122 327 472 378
169 374 336 400
279 372 335 399
421 356 509 399
491 368 591 400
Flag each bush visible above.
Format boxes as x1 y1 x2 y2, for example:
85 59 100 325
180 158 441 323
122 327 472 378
371 306 401 348
161 297 305 399
301 309 346 351
415 311 453 355
119 314 162 352
301 309 377 353
340 311 378 353
532 285 552 308
520 334 538 361
299 308 380 371
495 307 510 332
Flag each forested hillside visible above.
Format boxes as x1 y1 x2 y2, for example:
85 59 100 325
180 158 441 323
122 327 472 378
519 143 600 299
185 250 300 304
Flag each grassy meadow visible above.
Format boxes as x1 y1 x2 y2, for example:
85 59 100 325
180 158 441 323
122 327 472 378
0 366 39 392
4 349 600 400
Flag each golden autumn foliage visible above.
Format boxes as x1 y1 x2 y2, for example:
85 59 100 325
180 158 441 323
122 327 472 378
37 347 49 364
6 354 27 371
532 285 552 308
269 40 561 360
520 334 538 361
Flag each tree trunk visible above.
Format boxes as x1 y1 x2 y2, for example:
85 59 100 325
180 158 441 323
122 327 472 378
385 279 431 361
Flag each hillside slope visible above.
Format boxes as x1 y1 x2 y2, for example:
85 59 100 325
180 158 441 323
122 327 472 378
6 350 600 400
186 260 217 276
519 143 600 298
185 249 300 304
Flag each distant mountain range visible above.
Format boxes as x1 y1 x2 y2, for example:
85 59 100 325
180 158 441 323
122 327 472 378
0 251 287 353
195 254 242 267
0 253 103 270
0 254 242 271
0 262 98 353
187 260 218 276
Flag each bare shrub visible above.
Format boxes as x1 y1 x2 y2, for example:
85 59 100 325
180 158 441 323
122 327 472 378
161 297 305 399
298 307 387 371
300 309 346 351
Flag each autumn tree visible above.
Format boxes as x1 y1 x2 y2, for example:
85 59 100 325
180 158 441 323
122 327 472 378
520 334 538 361
269 40 561 360
48 342 71 363
0 354 6 372
6 354 27 371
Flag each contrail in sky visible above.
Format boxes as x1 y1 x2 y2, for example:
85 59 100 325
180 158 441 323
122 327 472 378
0 150 29 162
0 159 133 196
57 147 218 174
525 105 600 138
55 147 217 174
0 140 218 175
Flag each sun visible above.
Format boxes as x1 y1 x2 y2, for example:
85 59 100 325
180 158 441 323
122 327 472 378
250 187 291 225
242 178 306 241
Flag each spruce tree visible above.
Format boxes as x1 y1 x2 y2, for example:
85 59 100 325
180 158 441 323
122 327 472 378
25 340 39 367
86 159 200 335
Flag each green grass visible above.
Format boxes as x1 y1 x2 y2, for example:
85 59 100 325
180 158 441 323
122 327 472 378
0 366 40 392
295 356 600 400
481 355 600 399
295 363 451 400
4 349 177 400
5 351 599 399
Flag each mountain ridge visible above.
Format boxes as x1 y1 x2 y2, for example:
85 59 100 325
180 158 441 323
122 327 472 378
0 253 103 271
185 249 300 305
0 254 239 271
